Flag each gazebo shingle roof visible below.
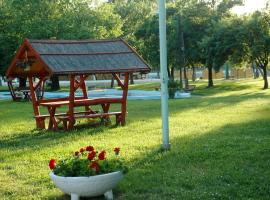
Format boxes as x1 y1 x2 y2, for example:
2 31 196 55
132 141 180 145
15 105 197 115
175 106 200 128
6 38 151 77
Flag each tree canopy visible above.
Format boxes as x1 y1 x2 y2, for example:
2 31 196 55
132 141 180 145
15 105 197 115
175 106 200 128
0 0 269 89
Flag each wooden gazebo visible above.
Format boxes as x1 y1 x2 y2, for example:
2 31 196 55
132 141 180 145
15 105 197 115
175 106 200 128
6 38 151 130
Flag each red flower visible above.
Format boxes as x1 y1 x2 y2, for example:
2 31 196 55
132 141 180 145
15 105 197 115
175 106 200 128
90 161 100 172
74 151 80 156
80 148 85 153
86 146 94 151
114 147 120 155
49 159 56 170
98 150 106 160
87 151 96 161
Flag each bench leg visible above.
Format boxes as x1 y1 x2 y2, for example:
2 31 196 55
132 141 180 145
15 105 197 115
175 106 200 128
120 112 126 126
62 120 68 131
115 115 121 126
36 118 45 129
67 118 75 130
101 117 111 126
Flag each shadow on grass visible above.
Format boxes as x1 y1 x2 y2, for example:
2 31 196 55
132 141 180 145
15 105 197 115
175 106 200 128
118 117 270 199
44 114 270 200
0 122 118 156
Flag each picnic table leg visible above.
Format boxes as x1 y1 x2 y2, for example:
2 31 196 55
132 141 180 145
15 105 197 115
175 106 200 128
47 107 58 130
101 103 111 125
38 118 46 129
63 120 68 131
67 117 75 130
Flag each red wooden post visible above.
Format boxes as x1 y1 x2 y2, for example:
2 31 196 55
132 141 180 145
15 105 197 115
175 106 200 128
28 76 45 129
121 73 129 125
80 75 91 112
68 75 75 130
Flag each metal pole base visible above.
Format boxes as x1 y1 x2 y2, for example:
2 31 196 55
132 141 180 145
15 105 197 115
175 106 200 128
161 143 171 151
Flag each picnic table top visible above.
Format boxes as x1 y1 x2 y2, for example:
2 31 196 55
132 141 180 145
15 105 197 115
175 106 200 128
39 97 123 107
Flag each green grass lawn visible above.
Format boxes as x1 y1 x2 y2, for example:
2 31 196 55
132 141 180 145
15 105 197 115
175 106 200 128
0 79 270 199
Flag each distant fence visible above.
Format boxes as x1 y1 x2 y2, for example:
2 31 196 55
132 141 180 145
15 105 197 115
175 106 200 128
173 67 255 80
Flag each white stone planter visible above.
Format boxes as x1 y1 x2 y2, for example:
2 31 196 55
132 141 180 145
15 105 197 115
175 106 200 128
50 171 123 200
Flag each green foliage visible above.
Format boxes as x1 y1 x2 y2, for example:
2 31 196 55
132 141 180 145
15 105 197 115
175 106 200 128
168 79 182 98
52 146 127 177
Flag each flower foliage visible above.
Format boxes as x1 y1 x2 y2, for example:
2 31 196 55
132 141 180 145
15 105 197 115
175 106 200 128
49 146 127 177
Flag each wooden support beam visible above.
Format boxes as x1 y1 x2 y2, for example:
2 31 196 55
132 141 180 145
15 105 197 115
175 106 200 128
120 72 129 126
74 75 88 91
7 80 19 101
33 76 46 101
68 75 75 130
28 76 45 129
79 75 94 113
112 73 124 89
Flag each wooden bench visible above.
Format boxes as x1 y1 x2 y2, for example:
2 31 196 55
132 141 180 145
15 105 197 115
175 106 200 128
184 85 196 92
57 111 123 130
35 111 123 130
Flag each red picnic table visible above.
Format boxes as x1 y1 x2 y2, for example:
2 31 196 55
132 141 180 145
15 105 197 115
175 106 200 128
39 97 125 130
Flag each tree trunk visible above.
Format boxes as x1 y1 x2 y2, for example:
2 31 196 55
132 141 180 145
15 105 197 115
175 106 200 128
129 73 134 85
19 77 27 88
170 66 175 81
192 66 196 82
262 65 268 89
110 76 115 88
183 66 188 88
167 66 171 79
207 66 214 88
50 75 60 91
179 66 183 88
225 63 229 80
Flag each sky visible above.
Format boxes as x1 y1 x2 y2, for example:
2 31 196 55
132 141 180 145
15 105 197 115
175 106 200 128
232 0 268 14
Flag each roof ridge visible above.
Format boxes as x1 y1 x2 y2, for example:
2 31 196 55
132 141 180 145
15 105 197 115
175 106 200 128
39 51 133 56
28 38 122 44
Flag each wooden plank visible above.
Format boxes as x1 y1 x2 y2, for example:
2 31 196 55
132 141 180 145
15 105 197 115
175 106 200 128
58 111 122 120
35 110 99 119
38 96 84 104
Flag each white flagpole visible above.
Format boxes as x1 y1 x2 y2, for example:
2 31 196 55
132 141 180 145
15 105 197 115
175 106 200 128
158 0 170 150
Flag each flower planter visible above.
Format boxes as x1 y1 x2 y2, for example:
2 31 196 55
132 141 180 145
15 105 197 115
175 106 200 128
50 171 123 200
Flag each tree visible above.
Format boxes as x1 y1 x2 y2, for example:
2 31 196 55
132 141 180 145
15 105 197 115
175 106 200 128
198 0 243 87
0 0 123 90
233 12 270 89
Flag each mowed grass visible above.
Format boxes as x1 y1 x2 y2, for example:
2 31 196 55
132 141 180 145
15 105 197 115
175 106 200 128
0 79 270 199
